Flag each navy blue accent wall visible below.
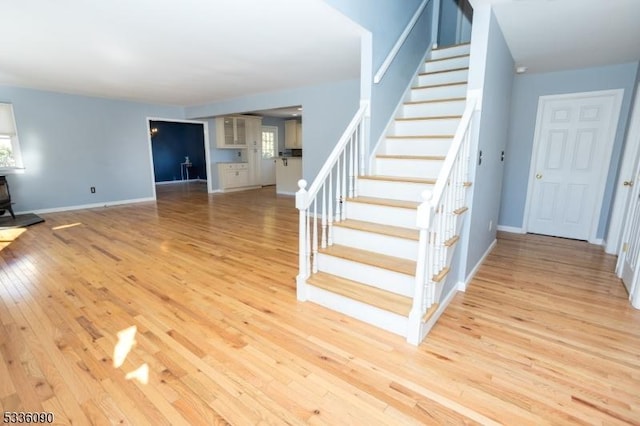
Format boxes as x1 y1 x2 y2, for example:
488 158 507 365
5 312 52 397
150 121 206 182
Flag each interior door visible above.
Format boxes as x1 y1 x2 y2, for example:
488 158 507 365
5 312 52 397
525 90 623 241
621 186 640 294
261 126 277 186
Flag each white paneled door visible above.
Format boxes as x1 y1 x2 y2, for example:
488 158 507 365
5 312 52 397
525 90 623 241
618 156 640 308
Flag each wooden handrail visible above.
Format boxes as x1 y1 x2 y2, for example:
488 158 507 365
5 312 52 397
373 0 432 84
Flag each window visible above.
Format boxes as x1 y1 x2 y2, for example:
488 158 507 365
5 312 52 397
0 103 23 171
262 126 278 159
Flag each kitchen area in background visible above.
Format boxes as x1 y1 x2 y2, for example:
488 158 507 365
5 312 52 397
212 105 303 195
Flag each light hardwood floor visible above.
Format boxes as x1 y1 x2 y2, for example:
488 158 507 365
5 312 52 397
1 183 639 425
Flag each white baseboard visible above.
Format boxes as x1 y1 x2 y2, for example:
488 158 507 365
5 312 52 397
220 185 261 193
420 281 459 339
208 189 223 194
155 179 205 185
20 197 156 215
496 225 524 234
459 238 497 291
276 191 296 196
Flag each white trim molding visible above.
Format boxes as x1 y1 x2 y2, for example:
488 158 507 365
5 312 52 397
460 239 497 292
496 225 524 234
22 197 156 215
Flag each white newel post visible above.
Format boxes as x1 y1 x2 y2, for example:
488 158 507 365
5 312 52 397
296 179 309 301
407 190 433 345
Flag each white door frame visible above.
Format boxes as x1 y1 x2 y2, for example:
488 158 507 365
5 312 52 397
522 89 624 244
615 133 640 309
606 86 640 254
146 117 212 198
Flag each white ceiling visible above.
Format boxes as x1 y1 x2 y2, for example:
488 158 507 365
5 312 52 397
487 0 640 73
0 0 363 107
2 1 639 109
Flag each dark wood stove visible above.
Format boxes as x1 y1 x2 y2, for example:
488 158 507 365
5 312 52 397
0 175 15 219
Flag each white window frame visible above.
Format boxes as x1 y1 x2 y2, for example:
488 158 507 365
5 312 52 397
261 126 278 159
0 103 24 173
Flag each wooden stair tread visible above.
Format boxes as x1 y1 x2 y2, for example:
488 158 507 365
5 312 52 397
358 175 436 185
307 272 412 317
396 115 462 122
346 196 419 210
376 155 445 161
334 219 420 241
413 81 467 90
419 67 468 76
404 97 466 105
319 244 416 276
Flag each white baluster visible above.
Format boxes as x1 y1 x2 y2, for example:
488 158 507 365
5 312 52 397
328 171 333 246
335 158 341 222
354 128 360 197
312 199 318 273
342 148 347 221
295 179 308 301
321 185 327 248
348 136 355 199
359 121 365 180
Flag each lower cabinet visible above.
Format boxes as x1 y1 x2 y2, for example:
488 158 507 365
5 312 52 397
218 163 250 190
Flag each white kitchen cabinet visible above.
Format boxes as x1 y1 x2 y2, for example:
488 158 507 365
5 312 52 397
284 119 302 149
275 157 302 195
244 117 263 186
218 163 249 190
216 116 248 148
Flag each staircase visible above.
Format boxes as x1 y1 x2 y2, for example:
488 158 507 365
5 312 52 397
296 43 475 345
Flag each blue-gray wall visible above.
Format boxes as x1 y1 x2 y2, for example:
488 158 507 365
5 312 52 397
186 79 360 185
498 61 640 238
325 0 435 151
464 11 513 277
0 86 183 212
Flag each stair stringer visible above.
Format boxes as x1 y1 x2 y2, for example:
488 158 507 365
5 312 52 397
416 205 471 343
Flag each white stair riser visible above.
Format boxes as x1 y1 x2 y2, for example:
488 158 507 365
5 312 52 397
430 44 470 60
410 84 467 102
345 201 416 229
332 226 418 261
402 100 466 119
306 285 408 337
316 253 414 297
375 158 442 179
424 56 469 73
417 69 468 87
358 179 434 202
382 137 452 157
393 118 460 135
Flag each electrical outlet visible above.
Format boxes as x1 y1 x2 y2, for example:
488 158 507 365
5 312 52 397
489 220 493 231
90 186 96 193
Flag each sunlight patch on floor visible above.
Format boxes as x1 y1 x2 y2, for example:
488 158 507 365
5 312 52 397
0 228 26 252
52 222 82 231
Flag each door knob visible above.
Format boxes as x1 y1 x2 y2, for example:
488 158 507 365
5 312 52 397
624 180 634 187
536 174 542 179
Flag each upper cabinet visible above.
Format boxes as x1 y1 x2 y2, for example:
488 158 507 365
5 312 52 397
216 115 263 149
216 116 245 148
284 119 302 149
